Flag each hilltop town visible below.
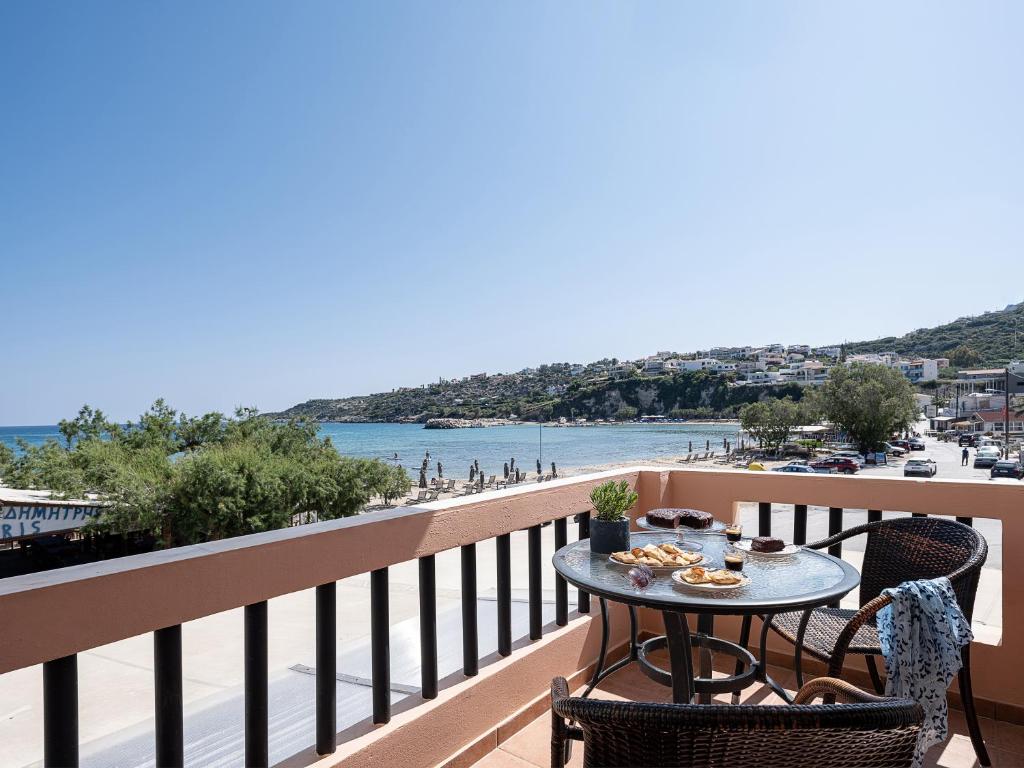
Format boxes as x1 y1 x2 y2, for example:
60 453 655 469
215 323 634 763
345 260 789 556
270 303 1024 424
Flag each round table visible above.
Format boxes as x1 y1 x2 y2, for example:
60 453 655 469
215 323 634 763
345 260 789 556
552 530 860 704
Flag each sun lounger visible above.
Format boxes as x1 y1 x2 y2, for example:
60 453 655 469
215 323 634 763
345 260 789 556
405 490 429 504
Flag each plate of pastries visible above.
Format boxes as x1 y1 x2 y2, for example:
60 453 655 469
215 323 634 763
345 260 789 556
671 566 750 590
610 542 704 569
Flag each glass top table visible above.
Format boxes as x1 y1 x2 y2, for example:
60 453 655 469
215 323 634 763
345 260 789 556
552 529 861 704
553 530 860 616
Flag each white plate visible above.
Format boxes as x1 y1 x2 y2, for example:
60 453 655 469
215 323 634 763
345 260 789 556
609 552 704 570
671 569 750 590
734 540 801 557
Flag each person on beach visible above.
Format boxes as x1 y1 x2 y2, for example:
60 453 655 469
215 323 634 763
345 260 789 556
437 461 443 478
536 458 541 476
962 447 969 466
551 462 557 478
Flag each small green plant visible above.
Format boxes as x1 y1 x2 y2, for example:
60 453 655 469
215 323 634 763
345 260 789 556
590 480 639 522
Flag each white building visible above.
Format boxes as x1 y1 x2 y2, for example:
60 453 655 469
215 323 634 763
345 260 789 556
677 358 721 372
744 370 781 385
847 354 939 384
569 364 585 376
777 361 830 386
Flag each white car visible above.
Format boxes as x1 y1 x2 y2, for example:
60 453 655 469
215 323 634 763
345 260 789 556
904 457 937 477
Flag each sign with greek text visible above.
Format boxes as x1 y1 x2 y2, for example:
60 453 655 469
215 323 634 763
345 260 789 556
1 503 103 542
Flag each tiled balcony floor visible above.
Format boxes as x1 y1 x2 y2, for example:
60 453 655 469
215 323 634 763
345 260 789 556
470 654 1023 768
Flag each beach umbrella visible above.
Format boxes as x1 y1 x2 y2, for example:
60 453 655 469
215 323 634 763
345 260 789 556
421 457 429 472
536 458 542 475
437 461 443 478
515 468 521 482
510 457 515 472
503 462 509 479
688 441 692 452
469 465 476 482
419 469 427 489
474 458 479 472
551 462 557 478
706 440 710 451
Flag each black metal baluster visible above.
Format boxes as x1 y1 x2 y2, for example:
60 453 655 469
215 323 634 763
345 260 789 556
496 534 512 656
828 508 843 558
758 502 771 536
245 601 269 768
868 509 882 524
371 568 390 724
577 512 591 613
43 654 78 768
316 583 336 755
793 504 807 546
418 556 438 697
461 544 479 676
154 625 183 767
554 517 568 626
529 524 542 640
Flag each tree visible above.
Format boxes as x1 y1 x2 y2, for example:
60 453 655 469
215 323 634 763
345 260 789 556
949 345 982 367
739 398 808 454
11 400 399 548
615 405 638 421
818 363 918 453
368 463 413 506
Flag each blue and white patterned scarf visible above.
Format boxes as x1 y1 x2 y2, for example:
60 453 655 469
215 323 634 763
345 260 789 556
876 577 973 767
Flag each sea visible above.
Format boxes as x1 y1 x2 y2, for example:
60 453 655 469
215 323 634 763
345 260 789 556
0 422 740 478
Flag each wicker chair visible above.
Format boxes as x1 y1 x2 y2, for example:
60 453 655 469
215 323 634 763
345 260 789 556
768 517 988 765
550 676 922 768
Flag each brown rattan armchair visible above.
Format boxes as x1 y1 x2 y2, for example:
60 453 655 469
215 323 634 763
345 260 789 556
768 517 988 765
550 675 922 768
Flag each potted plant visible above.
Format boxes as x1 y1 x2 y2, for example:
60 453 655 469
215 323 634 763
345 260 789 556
588 480 639 554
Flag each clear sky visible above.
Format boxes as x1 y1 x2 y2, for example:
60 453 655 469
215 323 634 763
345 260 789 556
2 1 1022 424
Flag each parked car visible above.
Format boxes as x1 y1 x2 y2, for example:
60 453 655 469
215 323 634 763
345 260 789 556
890 439 911 452
959 434 977 447
903 457 937 477
830 451 866 466
908 437 926 451
990 460 1024 479
772 464 820 474
881 442 907 457
810 457 859 474
973 447 1002 469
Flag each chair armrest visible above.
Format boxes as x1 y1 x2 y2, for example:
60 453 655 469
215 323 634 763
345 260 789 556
827 593 893 678
793 677 889 705
805 520 876 551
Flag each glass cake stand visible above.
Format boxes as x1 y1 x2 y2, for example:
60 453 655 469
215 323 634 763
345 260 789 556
635 516 726 550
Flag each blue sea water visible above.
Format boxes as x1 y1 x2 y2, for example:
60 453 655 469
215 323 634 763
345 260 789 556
0 422 740 478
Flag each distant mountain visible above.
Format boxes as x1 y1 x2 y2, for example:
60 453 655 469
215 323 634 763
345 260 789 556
270 301 1024 423
843 301 1024 363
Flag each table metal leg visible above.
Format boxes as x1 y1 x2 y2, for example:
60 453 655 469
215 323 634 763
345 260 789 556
758 613 793 703
662 611 695 704
731 615 752 704
579 602 640 699
696 614 713 704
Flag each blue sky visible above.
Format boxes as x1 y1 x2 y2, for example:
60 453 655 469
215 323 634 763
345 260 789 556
2 1 1022 424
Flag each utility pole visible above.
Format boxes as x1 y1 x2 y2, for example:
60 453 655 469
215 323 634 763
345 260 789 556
1005 367 1011 459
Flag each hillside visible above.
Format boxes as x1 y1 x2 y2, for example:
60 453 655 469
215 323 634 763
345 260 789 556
269 369 805 423
844 302 1023 363
270 300 1024 424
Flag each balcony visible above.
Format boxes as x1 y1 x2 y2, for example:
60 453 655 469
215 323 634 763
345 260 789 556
0 467 1019 768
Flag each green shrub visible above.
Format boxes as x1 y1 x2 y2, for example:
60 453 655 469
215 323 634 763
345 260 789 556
589 480 639 522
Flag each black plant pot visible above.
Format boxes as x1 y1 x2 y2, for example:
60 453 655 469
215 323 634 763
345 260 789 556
589 517 630 554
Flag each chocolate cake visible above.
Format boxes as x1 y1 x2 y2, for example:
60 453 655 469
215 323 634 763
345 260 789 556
677 509 714 529
645 508 714 530
645 508 681 528
751 536 785 553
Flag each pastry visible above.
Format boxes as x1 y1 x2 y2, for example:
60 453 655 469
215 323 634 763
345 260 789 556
708 569 743 585
751 536 785 553
680 566 711 584
611 551 638 565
